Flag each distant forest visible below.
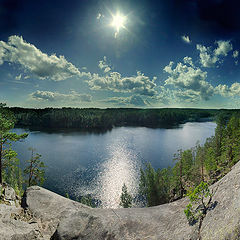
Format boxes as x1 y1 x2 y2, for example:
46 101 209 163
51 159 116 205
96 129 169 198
9 107 239 130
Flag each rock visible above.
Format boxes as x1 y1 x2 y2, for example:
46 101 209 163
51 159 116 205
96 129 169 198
200 161 240 239
25 186 195 240
22 186 90 238
0 204 42 240
4 185 16 201
0 184 19 206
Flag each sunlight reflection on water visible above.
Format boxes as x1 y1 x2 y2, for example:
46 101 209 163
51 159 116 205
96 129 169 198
94 135 140 208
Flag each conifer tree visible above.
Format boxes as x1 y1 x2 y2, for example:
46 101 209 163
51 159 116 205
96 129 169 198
0 110 28 184
120 183 132 208
24 148 45 187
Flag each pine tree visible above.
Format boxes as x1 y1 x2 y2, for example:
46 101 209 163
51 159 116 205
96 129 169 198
0 112 28 184
120 183 132 208
24 148 46 187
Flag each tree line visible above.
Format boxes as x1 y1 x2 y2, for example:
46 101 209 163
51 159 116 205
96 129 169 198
9 107 231 130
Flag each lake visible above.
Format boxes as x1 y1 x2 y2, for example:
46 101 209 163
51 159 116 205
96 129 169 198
12 121 216 208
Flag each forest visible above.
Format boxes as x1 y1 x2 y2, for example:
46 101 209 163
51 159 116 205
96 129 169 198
8 107 238 129
139 112 240 207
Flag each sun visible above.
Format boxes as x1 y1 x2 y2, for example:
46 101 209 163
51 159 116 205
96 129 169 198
111 12 126 37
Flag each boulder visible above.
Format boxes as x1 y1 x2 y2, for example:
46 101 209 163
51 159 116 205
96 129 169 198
4 185 16 201
22 186 90 238
0 204 42 240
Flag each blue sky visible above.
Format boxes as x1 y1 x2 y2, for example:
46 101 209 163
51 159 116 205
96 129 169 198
0 0 240 108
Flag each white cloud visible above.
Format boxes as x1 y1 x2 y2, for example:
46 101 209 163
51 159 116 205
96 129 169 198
196 40 233 68
215 83 240 97
153 86 175 105
182 35 191 44
98 56 111 73
164 57 214 101
173 89 201 102
101 95 149 106
196 44 218 68
89 70 157 96
214 40 233 56
183 56 194 66
0 35 90 81
233 50 239 58
31 90 92 102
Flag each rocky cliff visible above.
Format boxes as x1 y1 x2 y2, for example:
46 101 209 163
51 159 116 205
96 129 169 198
1 160 240 239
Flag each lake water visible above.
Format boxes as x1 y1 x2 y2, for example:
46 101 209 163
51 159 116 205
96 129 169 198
12 122 216 208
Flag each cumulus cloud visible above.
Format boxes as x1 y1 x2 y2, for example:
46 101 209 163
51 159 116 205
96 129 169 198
31 90 92 102
173 89 201 102
196 45 218 68
214 40 233 56
89 70 157 96
183 56 194 66
215 83 240 97
0 35 90 81
182 35 191 44
101 95 148 106
98 56 111 73
164 57 214 101
196 40 233 68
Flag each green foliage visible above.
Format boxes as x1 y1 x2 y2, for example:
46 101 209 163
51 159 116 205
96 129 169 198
120 183 132 208
24 148 46 187
139 112 240 207
139 163 171 206
184 203 197 223
65 193 70 199
187 181 212 204
221 114 240 167
0 107 28 185
184 181 212 224
0 104 48 195
3 148 24 196
79 195 96 208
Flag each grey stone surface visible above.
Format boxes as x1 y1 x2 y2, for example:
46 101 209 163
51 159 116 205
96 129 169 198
22 186 90 238
1 160 240 239
25 187 195 240
0 203 42 240
4 185 16 201
200 161 240 240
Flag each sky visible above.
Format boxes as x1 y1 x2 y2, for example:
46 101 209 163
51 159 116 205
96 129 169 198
0 0 240 109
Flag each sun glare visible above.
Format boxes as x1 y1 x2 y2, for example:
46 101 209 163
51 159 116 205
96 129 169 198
111 13 126 37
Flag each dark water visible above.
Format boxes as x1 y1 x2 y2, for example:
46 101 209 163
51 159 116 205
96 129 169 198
12 122 216 208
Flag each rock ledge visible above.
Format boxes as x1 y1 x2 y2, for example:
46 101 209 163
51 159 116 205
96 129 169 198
1 161 240 239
